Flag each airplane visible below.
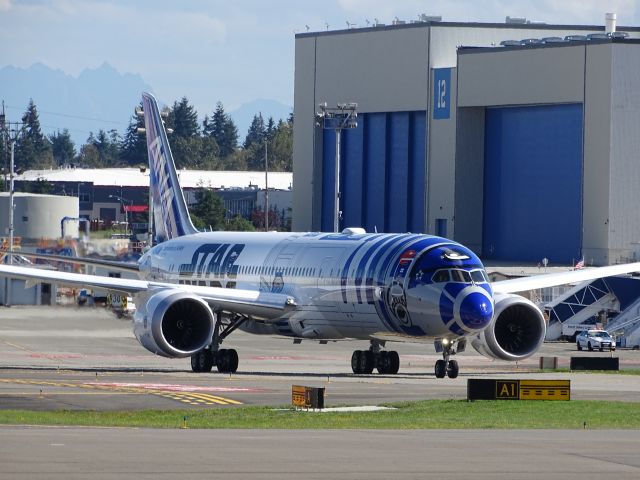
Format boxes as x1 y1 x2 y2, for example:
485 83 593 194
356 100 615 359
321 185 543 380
2 91 640 379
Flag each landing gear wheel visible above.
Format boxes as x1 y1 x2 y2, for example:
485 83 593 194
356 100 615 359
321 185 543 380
351 350 363 374
446 359 459 379
435 359 447 379
376 351 389 374
379 351 400 374
191 349 213 373
387 351 400 374
361 350 374 374
216 349 239 373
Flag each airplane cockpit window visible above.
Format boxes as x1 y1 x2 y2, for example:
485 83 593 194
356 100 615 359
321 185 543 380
451 269 472 283
431 270 450 283
470 270 489 283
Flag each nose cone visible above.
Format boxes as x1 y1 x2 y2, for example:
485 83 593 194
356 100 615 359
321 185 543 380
459 292 494 330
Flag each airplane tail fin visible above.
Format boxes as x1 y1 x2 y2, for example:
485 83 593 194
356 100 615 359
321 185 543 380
141 92 198 242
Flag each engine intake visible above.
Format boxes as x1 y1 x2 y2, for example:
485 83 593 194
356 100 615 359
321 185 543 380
471 293 546 361
133 290 214 358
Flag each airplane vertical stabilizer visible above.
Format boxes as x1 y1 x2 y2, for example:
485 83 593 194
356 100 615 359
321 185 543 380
142 92 198 242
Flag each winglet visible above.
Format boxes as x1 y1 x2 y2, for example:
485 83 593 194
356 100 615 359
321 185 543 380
141 92 198 242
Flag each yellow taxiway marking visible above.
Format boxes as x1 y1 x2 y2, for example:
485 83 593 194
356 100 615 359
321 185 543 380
0 378 243 406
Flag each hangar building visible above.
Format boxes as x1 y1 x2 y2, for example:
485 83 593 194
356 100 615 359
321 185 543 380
292 17 640 265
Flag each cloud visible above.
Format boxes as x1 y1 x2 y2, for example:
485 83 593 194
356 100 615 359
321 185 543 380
0 0 11 12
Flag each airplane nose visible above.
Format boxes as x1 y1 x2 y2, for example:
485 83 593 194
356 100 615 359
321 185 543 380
459 292 493 330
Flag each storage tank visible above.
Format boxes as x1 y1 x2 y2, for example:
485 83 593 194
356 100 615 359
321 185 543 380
0 193 79 240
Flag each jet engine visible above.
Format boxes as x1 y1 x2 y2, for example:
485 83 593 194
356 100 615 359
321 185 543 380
470 293 546 361
133 289 214 358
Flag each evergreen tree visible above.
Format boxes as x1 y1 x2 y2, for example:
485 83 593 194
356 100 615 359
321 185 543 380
203 102 238 158
243 113 265 149
49 129 75 166
167 97 199 138
265 116 276 140
190 187 226 230
90 129 121 166
120 109 147 166
15 99 54 170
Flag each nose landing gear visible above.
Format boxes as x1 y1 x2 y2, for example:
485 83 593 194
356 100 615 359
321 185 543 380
434 338 465 379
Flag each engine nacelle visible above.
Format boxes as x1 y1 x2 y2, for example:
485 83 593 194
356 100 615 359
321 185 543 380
471 293 546 361
133 289 214 358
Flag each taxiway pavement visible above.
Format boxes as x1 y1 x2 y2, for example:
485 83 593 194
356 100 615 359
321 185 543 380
1 306 640 410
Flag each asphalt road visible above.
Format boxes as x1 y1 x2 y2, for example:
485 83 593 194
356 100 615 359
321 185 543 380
1 427 639 479
1 306 640 410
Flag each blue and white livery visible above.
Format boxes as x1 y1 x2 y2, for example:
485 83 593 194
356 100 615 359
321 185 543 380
2 91 640 378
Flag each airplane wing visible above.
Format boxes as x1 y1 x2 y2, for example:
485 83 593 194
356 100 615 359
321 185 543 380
0 264 296 320
491 262 640 294
4 251 139 274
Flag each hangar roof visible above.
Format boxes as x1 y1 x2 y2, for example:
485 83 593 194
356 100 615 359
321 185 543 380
17 168 293 190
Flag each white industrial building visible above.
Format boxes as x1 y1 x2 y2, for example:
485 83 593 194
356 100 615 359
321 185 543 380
292 15 640 266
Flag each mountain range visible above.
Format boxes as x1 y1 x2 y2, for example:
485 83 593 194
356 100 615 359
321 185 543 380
0 63 292 148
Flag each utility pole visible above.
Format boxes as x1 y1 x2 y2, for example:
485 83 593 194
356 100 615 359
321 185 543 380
315 102 358 232
1 114 26 307
264 140 269 231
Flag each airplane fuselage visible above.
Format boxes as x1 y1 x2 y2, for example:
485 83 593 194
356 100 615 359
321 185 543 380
138 231 495 341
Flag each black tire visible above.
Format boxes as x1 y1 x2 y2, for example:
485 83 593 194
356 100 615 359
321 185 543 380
435 359 446 378
216 349 229 373
351 350 363 374
376 351 389 374
226 349 239 373
577 342 582 351
446 359 459 379
387 351 400 375
362 350 375 374
191 349 213 373
588 342 593 351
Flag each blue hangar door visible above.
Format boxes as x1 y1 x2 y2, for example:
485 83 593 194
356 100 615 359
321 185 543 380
483 104 583 264
321 111 426 234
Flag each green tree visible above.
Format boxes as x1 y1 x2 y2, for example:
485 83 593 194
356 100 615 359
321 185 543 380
88 129 121 166
190 187 225 230
267 119 293 172
203 102 238 158
19 176 53 194
49 129 75 166
243 113 265 149
77 142 101 167
120 109 147 166
15 99 54 170
225 215 256 232
167 97 199 138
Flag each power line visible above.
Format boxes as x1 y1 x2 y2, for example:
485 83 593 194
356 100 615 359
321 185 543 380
4 104 127 126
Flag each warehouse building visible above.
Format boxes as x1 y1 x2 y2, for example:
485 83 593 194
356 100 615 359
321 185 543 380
292 16 640 265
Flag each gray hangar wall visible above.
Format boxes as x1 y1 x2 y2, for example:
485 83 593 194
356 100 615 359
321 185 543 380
456 41 640 265
292 23 637 259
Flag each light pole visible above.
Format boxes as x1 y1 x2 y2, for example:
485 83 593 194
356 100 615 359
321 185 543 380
315 102 358 232
264 140 269 231
108 194 133 237
0 116 26 307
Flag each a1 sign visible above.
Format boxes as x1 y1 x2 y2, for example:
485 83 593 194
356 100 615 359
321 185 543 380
433 68 451 120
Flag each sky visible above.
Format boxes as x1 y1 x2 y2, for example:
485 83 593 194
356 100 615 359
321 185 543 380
0 0 638 117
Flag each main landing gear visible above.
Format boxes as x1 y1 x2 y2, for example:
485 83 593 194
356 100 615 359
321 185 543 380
351 340 400 375
191 314 246 374
434 338 465 379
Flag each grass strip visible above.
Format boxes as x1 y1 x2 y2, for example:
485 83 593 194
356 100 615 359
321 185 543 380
1 400 640 429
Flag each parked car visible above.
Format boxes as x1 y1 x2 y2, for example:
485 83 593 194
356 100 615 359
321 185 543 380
576 330 616 351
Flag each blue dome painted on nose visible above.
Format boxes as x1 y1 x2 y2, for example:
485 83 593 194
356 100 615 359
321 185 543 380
459 292 493 330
